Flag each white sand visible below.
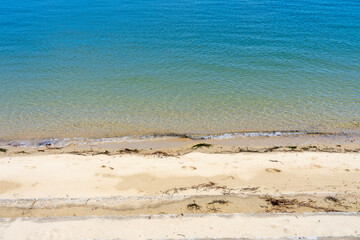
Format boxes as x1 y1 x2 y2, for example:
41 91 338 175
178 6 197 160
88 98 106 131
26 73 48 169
1 152 360 239
1 152 360 198
1 213 360 239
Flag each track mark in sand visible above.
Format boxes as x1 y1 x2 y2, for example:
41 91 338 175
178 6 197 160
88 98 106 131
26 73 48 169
100 165 114 170
266 168 281 173
102 173 117 178
269 159 279 162
312 164 322 168
182 166 197 170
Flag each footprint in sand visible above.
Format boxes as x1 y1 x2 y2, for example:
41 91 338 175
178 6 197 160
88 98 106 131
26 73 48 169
0 181 21 194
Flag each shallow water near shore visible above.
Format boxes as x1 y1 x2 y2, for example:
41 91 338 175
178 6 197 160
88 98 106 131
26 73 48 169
0 0 359 143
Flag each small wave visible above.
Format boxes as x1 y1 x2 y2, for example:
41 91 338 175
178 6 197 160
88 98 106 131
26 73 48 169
185 131 307 140
0 130 340 148
1 136 150 148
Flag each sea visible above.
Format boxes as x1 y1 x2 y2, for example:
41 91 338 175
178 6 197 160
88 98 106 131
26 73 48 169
0 0 359 146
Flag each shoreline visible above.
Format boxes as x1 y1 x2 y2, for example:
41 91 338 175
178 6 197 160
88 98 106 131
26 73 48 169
1 129 359 148
0 131 359 157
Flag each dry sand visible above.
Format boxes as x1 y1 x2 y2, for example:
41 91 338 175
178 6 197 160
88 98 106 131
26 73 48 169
0 139 360 239
1 152 360 199
1 213 360 240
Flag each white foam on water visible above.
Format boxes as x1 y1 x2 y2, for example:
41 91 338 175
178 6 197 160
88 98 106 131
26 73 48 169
0 130 329 148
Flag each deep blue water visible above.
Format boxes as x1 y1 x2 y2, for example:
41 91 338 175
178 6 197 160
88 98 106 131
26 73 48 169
0 0 359 142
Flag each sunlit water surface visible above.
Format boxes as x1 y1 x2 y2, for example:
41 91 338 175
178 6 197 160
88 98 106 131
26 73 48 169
0 0 359 144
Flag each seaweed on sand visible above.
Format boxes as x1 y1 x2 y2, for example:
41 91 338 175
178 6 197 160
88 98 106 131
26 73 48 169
325 196 339 203
0 148 7 153
192 143 212 149
98 150 110 155
162 181 233 195
264 196 341 213
187 202 201 211
119 148 139 154
152 151 169 156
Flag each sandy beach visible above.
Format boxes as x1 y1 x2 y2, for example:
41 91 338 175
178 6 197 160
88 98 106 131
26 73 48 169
0 137 360 239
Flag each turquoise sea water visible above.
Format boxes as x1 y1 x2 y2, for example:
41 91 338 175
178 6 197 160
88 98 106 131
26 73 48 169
0 0 360 144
